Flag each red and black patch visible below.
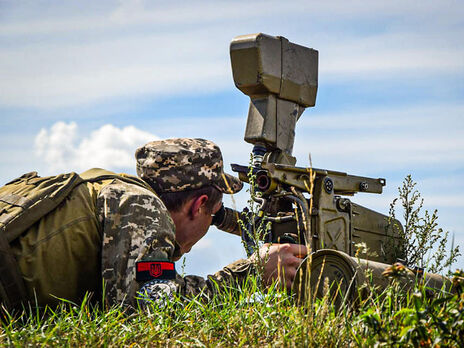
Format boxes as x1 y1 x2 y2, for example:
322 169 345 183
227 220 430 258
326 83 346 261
136 261 176 281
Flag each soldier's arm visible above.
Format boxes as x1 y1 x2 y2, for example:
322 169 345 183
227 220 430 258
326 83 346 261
182 243 307 297
176 258 256 300
97 180 256 306
96 179 176 305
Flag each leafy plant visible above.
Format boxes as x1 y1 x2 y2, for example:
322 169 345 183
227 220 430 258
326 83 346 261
357 269 464 347
388 175 460 274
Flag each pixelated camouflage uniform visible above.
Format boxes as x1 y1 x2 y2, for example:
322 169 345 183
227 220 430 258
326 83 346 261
98 178 253 306
10 138 251 307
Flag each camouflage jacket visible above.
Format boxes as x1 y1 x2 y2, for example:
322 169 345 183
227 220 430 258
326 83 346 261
98 178 254 306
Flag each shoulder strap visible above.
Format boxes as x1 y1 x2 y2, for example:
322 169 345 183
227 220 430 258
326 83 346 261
79 168 155 194
0 168 153 244
1 172 83 243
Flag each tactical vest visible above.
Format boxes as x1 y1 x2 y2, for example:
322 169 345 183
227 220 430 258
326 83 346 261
0 168 155 310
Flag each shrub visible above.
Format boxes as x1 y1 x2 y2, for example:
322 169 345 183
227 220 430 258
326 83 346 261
388 175 460 274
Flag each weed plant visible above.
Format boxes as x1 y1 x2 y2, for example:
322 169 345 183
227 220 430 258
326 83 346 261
1 270 463 347
388 175 460 274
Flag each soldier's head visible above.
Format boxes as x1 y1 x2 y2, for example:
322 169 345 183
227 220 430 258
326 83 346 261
135 138 243 255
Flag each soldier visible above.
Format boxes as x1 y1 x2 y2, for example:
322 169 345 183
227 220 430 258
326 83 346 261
3 138 307 309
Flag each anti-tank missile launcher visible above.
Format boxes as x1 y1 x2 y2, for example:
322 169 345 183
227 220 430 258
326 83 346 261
212 33 452 305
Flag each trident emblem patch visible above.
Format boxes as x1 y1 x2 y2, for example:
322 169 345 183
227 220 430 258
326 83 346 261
136 261 176 281
150 263 162 277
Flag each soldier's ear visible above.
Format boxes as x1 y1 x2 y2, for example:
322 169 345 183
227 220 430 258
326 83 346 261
190 194 209 218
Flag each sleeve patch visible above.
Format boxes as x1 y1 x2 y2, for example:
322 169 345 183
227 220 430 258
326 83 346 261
137 279 178 308
136 261 176 281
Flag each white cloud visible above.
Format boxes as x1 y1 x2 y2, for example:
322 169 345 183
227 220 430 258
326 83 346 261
300 105 464 131
34 122 158 172
0 1 463 108
1 1 462 37
35 122 79 171
292 104 464 172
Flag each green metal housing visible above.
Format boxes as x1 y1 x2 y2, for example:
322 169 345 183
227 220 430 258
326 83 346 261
230 33 403 264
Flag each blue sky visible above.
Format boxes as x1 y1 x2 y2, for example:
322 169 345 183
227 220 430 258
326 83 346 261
1 0 463 275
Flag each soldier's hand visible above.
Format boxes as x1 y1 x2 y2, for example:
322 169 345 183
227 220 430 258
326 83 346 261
251 243 308 291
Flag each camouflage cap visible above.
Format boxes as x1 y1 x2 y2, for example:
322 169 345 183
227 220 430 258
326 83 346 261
135 138 243 194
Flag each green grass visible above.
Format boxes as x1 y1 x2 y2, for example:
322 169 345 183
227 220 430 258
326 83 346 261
1 271 463 347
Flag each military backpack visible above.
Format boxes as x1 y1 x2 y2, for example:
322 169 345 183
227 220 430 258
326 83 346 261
0 168 152 311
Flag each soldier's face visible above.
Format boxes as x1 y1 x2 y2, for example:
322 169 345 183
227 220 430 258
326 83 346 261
179 200 223 255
